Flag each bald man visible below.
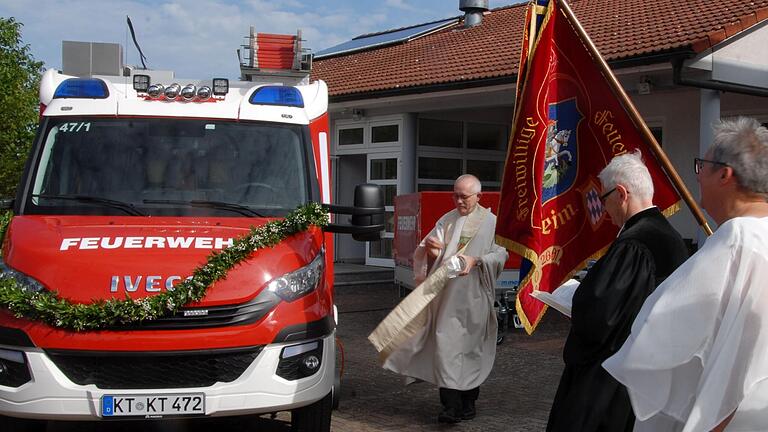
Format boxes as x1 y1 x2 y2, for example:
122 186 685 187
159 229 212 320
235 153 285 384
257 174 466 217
374 175 508 423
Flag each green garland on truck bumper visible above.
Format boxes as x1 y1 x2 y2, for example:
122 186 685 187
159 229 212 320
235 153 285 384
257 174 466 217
0 203 328 331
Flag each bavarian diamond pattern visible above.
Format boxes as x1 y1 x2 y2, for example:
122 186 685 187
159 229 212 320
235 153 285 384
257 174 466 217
585 187 603 226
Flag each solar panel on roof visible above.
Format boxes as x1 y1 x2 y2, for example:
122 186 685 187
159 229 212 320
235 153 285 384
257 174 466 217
314 18 457 59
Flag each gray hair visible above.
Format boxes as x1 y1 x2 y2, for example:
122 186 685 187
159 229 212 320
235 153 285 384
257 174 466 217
710 117 768 195
455 174 482 193
598 150 654 201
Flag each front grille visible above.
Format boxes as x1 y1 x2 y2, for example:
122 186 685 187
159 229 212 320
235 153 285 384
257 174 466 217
112 290 280 330
46 347 263 389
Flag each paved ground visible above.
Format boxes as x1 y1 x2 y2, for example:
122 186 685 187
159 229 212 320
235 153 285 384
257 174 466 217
329 284 569 432
38 282 569 431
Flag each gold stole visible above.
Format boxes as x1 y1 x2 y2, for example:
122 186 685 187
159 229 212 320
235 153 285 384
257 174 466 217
368 206 490 363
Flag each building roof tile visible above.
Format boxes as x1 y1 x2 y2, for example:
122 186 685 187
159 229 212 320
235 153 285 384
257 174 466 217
312 0 768 97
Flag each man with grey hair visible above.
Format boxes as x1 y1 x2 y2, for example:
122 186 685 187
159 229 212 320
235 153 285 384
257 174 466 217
605 117 768 432
369 174 508 423
547 150 689 432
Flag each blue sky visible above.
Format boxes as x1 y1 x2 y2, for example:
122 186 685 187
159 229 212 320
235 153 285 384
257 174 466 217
2 0 522 79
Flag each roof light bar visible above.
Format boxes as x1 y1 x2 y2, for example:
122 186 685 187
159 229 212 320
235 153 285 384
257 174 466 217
181 84 197 100
197 86 212 99
249 86 304 108
147 84 164 98
142 81 218 102
164 83 181 99
133 74 150 92
53 78 109 99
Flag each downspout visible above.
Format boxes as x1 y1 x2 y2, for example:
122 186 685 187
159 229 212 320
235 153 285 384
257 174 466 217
672 57 768 97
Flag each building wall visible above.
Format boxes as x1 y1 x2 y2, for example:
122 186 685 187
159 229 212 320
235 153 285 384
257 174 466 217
632 88 703 243
329 105 512 265
329 84 768 262
632 88 768 243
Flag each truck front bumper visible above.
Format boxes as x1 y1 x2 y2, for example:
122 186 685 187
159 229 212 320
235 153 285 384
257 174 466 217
0 332 334 421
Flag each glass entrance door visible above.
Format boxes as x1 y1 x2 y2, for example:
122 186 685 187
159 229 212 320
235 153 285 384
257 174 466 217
366 154 397 267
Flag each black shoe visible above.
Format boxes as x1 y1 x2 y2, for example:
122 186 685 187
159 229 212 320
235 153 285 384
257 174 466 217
437 408 462 424
461 401 476 420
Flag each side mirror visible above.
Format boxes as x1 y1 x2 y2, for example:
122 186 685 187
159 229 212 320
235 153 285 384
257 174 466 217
324 184 385 241
351 184 385 241
0 198 13 211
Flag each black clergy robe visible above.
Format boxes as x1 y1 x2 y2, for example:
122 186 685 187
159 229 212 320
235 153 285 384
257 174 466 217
546 207 689 432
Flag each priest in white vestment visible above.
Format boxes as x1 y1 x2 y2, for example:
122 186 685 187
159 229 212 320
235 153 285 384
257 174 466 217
368 174 508 423
604 117 768 432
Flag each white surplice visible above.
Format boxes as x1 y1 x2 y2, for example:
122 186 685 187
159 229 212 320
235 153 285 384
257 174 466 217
603 217 768 432
370 205 507 390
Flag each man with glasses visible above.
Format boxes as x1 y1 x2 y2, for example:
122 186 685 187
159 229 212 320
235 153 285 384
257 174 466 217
547 151 688 432
372 174 508 424
605 117 768 432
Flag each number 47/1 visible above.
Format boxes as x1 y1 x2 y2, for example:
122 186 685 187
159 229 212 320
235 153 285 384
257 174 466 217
59 122 91 133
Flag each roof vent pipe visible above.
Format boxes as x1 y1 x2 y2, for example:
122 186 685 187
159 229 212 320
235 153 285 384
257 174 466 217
460 0 489 28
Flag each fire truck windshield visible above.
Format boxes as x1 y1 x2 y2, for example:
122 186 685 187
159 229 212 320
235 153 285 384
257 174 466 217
23 118 313 217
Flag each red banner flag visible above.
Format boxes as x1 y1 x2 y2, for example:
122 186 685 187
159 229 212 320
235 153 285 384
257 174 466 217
496 0 681 334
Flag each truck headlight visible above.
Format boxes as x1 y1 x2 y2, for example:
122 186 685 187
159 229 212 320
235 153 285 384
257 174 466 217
0 262 46 293
267 252 324 302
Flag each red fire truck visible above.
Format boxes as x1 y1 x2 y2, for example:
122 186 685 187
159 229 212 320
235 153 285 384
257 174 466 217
0 38 381 431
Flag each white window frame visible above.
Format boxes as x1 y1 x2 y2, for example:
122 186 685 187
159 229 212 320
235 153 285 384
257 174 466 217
370 120 402 147
416 117 507 191
365 152 399 267
334 121 367 153
332 115 404 267
333 116 403 155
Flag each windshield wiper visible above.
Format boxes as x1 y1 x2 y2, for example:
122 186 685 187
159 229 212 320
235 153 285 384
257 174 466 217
33 194 147 216
143 199 264 217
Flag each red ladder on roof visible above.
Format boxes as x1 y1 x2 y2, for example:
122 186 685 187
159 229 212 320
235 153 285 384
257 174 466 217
255 33 298 70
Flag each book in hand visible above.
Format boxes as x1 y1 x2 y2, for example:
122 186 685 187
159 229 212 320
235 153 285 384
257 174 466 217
530 279 580 318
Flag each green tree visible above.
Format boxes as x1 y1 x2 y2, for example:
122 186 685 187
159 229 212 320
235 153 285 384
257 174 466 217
0 17 43 197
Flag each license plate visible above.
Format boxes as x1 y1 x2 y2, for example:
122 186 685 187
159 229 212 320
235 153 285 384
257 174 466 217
101 393 205 418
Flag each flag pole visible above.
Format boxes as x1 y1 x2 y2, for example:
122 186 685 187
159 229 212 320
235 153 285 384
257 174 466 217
558 0 713 236
528 1 537 55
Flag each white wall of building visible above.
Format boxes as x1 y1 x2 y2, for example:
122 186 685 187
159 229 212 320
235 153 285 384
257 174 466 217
328 78 768 263
632 87 768 244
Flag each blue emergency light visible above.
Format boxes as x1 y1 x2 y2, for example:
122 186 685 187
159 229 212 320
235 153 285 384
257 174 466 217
53 78 109 99
249 86 304 108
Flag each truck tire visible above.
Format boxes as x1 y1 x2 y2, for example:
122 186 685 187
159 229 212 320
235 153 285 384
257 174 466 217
291 391 332 432
0 415 46 432
332 370 341 410
332 337 344 410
